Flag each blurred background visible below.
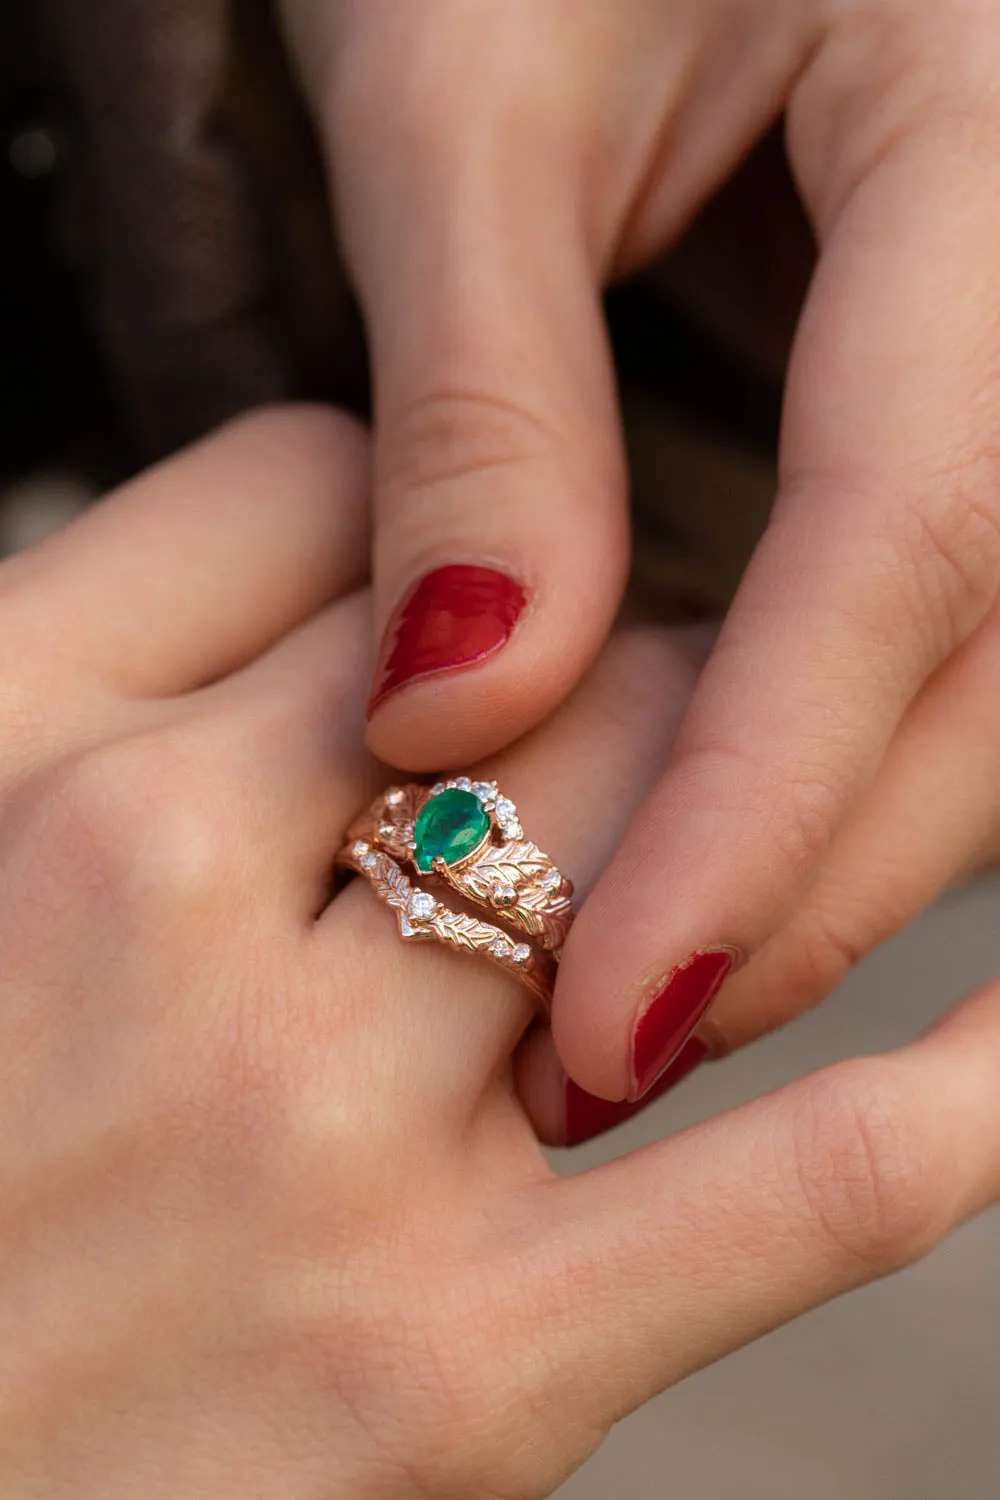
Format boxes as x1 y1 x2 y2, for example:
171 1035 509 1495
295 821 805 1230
2 5 998 1494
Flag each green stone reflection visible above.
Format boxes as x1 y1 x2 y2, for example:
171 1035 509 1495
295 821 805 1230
413 789 490 873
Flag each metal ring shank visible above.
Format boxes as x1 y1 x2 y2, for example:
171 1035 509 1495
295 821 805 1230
336 840 555 1013
349 782 575 954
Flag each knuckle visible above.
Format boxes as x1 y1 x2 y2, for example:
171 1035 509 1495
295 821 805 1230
899 472 1000 653
379 385 559 510
787 1063 942 1276
779 900 875 1012
673 742 840 874
16 737 235 916
593 626 712 735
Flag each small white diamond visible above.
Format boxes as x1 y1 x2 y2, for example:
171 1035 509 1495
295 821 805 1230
471 781 493 802
511 944 531 966
495 797 517 822
489 936 512 960
352 840 370 858
360 851 378 871
385 787 406 806
540 868 562 891
408 891 437 922
490 882 517 907
455 776 472 790
431 782 446 796
445 779 457 789
504 822 523 841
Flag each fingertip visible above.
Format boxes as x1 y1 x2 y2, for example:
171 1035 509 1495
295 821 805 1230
366 563 529 718
565 1036 709 1145
516 1024 710 1149
364 554 625 768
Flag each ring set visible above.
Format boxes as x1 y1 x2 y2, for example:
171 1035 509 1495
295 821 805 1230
336 778 574 1011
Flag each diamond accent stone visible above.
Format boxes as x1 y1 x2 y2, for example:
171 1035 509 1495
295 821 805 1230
489 936 512 960
385 787 406 806
495 797 517 823
352 841 370 858
455 776 472 791
539 868 562 892
431 782 446 796
407 891 437 922
511 944 531 966
490 882 517 908
360 851 378 871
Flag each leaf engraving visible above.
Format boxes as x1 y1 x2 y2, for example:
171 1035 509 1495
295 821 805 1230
443 839 573 949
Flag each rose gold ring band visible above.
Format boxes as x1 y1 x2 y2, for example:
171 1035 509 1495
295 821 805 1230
336 779 575 1012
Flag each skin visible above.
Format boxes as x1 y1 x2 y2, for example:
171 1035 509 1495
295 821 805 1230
3 404 1000 1495
277 0 1000 1101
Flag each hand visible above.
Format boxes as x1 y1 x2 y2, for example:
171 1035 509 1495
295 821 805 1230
5 403 1000 1498
279 0 1000 1101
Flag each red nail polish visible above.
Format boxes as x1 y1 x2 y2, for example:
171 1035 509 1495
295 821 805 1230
368 565 527 716
564 1037 707 1146
629 949 734 1101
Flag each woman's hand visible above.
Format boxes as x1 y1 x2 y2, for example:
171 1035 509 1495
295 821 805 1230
4 403 1000 1497
278 0 1000 1101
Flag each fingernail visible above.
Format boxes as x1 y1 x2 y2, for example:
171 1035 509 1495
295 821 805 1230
367 564 528 716
629 948 735 1101
564 1037 708 1146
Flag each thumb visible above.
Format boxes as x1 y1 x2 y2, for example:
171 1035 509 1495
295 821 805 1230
327 11 629 768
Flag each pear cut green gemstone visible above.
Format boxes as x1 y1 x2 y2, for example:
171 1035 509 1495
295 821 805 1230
414 788 490 872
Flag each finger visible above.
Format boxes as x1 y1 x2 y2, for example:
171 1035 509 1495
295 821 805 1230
542 601 1000 1142
531 976 1000 1431
701 603 1000 1056
327 10 629 769
0 405 370 697
556 104 1000 1101
515 1022 706 1148
185 589 383 916
316 624 710 1117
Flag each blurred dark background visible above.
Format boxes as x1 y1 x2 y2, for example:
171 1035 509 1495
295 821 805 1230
0 1 815 599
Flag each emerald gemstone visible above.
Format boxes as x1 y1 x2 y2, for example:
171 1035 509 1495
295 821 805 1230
414 788 490 872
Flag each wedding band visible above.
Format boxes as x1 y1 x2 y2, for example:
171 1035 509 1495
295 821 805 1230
335 838 557 1011
346 779 574 954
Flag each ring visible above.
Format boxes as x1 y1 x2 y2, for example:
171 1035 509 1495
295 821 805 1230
337 777 574 1012
335 840 557 1011
347 778 574 952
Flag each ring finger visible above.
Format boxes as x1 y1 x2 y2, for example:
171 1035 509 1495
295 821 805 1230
313 621 715 1118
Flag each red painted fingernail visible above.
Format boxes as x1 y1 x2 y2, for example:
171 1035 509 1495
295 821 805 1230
367 564 528 716
564 1037 708 1146
629 949 735 1101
